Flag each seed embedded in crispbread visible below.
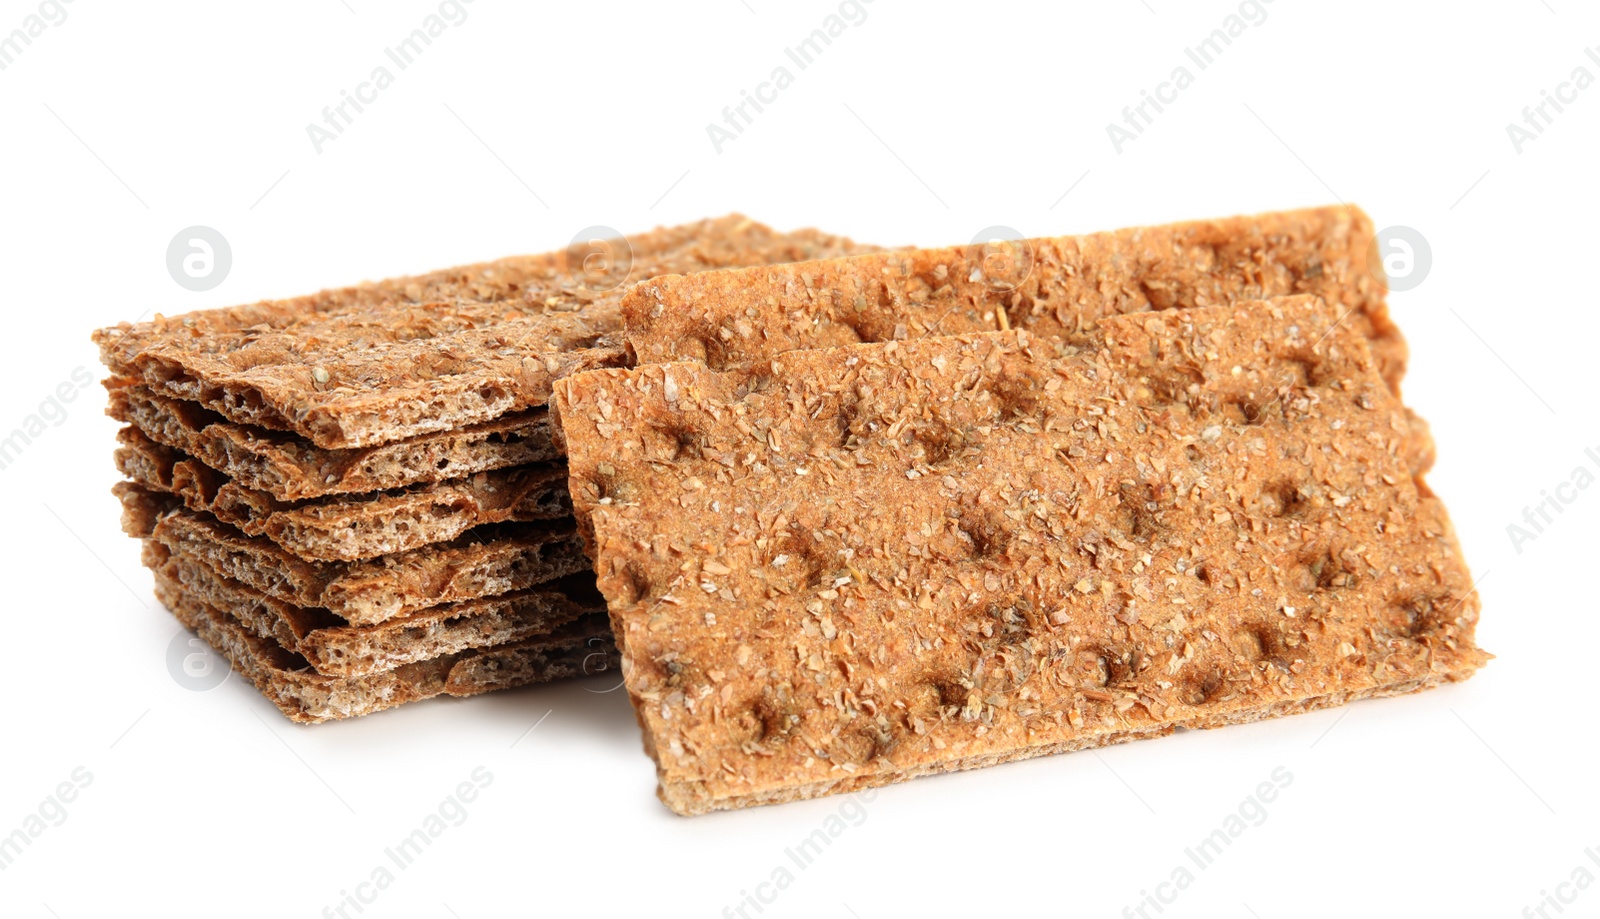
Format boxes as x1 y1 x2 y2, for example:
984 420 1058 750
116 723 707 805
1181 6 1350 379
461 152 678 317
106 384 558 501
115 427 570 561
126 502 592 625
147 539 604 678
623 206 1401 386
93 216 882 449
619 206 1438 477
555 295 1486 815
151 566 617 723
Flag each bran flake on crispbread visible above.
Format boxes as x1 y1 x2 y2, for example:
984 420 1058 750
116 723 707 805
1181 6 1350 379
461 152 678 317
124 502 591 625
115 427 570 561
556 296 1486 814
94 217 881 449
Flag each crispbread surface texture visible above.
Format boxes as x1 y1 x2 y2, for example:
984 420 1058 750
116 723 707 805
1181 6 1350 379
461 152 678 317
147 538 604 677
126 501 590 624
555 296 1485 814
108 384 556 501
153 567 617 723
116 427 569 561
624 206 1402 388
95 217 881 448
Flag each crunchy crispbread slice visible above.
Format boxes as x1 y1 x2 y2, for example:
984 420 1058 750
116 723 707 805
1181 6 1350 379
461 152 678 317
624 206 1400 384
555 296 1486 814
122 501 590 625
146 538 604 677
620 207 1437 476
152 567 617 723
94 216 881 449
107 384 556 501
115 428 569 561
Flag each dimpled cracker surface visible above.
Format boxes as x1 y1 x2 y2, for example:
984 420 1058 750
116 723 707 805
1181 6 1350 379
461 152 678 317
115 428 570 561
93 217 880 449
128 503 591 625
147 539 604 678
624 206 1403 389
154 567 617 723
107 384 557 501
556 297 1486 814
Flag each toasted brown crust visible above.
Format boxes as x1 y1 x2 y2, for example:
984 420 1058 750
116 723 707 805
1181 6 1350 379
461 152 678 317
620 207 1437 479
146 538 604 677
555 296 1485 814
107 383 557 501
152 567 618 723
115 427 570 561
623 206 1401 386
94 216 882 449
124 501 591 625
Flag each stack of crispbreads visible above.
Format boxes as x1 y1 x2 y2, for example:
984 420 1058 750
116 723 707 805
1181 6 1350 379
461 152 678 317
553 206 1490 813
94 216 880 722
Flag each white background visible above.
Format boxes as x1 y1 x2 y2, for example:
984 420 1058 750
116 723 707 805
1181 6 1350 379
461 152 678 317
1 1 1595 917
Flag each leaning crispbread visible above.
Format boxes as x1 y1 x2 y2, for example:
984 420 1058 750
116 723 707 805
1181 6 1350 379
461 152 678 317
555 296 1487 814
620 207 1437 475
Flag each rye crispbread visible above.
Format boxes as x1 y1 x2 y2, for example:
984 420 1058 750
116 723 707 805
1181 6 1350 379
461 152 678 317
94 217 882 449
624 206 1398 382
115 427 569 561
108 384 556 501
146 538 604 677
152 567 618 723
620 207 1437 475
121 500 590 625
555 296 1486 814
